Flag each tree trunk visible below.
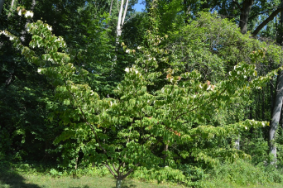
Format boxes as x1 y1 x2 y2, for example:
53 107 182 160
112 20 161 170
116 0 125 38
8 0 16 18
239 0 254 34
109 0 114 15
116 179 122 188
0 0 4 15
262 89 265 120
235 136 240 150
269 71 283 164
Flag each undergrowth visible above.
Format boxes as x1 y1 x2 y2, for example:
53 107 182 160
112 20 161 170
1 160 283 188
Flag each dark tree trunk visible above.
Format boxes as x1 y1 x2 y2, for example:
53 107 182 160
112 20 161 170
0 0 4 15
270 71 283 164
239 0 254 34
262 89 265 120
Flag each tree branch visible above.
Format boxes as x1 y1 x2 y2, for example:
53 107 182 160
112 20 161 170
120 163 140 179
252 7 283 36
104 163 117 178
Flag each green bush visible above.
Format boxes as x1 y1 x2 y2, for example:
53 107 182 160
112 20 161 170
205 159 283 186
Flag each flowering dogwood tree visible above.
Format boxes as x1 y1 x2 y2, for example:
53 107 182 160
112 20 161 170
2 7 283 188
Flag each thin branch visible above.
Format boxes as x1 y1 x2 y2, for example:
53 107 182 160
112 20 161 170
104 163 117 178
65 86 108 156
121 163 140 179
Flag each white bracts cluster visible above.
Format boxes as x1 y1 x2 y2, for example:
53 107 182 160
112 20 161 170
125 67 139 74
1 30 8 36
25 11 34 18
18 10 22 16
207 85 211 90
47 25 52 31
125 49 130 53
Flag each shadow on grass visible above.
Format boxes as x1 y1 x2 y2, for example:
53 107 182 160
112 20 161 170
0 167 41 188
69 186 90 188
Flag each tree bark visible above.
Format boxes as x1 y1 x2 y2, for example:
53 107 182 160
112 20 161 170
239 0 254 34
116 0 125 37
252 6 283 36
121 0 129 26
0 0 4 15
116 179 122 188
8 0 16 18
109 0 114 15
262 89 265 120
235 136 240 150
269 71 283 164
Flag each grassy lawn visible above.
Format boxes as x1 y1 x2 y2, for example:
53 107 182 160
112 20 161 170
1 171 283 188
0 171 181 188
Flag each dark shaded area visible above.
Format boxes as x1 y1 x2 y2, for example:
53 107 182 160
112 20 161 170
0 166 41 188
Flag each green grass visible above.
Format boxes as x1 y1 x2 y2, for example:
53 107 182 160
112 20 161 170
1 171 283 188
0 171 182 188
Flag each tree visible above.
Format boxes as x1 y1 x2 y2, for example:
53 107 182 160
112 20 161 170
3 5 283 186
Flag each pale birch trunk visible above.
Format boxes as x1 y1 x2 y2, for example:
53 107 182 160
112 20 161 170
116 0 129 38
116 0 124 38
235 136 240 150
269 71 283 164
8 0 16 18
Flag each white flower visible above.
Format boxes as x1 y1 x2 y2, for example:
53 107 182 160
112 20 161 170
9 36 14 41
199 84 202 89
262 122 265 127
110 101 113 106
137 46 141 50
234 65 237 70
125 68 129 72
47 25 52 31
245 127 248 130
193 95 196 98
229 71 232 76
25 11 34 18
135 70 138 74
244 75 247 78
125 49 130 53
207 85 211 90
153 57 156 61
18 10 22 16
37 68 42 73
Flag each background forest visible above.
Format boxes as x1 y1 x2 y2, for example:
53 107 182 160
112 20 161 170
2 0 283 187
